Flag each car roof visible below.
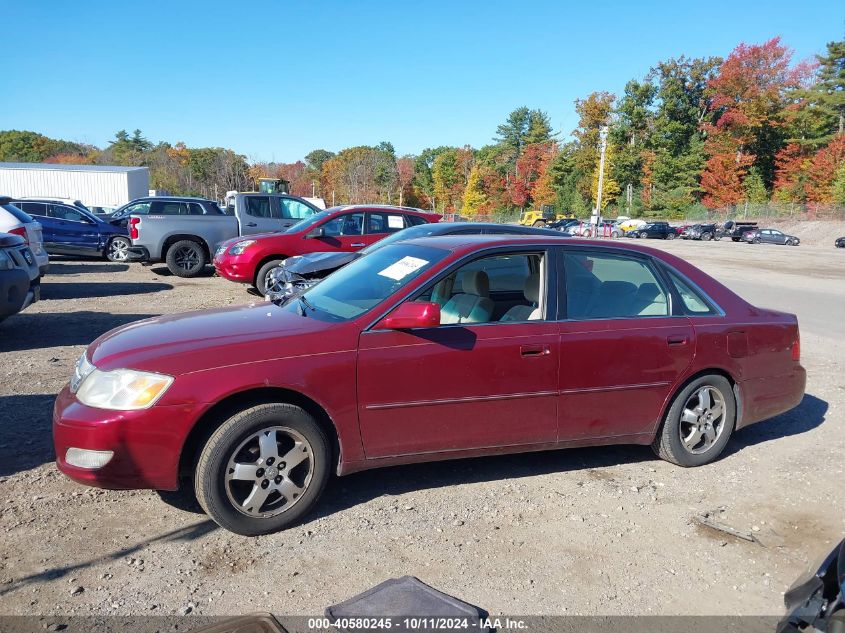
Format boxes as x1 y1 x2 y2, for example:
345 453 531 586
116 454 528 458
330 204 434 214
427 222 565 236
398 233 670 257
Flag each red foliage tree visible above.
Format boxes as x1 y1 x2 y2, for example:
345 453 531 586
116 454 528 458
807 135 845 203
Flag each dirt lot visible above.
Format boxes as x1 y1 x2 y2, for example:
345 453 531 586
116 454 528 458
0 238 843 619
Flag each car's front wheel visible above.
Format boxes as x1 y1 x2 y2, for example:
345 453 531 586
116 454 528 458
652 375 736 467
255 259 285 296
105 236 131 262
195 403 331 536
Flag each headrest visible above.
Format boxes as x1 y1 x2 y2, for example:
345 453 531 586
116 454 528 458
524 273 540 303
636 282 660 300
463 270 490 297
599 280 637 296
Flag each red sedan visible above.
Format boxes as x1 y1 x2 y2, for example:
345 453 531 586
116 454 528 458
54 236 805 535
213 205 439 294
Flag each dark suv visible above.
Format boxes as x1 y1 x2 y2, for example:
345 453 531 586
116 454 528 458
627 222 677 240
108 197 224 229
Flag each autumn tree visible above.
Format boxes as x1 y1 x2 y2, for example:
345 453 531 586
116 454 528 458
461 166 488 216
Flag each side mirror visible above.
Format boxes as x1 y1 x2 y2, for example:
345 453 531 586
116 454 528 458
379 301 440 330
305 227 325 239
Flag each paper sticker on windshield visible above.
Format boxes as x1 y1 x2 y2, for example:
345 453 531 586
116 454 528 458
378 256 428 281
388 215 404 229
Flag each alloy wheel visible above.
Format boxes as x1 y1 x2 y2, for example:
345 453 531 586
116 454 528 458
108 238 130 262
679 385 726 454
224 426 314 518
174 246 200 271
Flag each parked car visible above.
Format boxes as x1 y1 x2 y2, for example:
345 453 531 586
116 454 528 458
214 205 440 294
0 232 40 323
547 218 580 232
626 221 676 240
778 538 844 632
107 196 223 229
12 198 131 262
0 198 49 274
836 237 845 248
126 195 323 277
54 235 805 535
722 220 758 242
742 228 800 246
265 221 567 302
681 223 718 241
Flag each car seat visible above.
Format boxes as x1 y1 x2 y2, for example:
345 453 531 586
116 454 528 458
440 271 494 324
500 274 541 322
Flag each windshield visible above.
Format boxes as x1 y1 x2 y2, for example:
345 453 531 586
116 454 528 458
359 223 443 255
286 210 331 233
282 243 449 322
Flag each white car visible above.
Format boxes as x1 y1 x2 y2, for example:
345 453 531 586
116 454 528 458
0 198 49 274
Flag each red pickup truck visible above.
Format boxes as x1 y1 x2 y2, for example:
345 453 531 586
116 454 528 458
213 205 440 294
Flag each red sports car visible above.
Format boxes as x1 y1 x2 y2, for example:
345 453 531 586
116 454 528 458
54 236 805 535
213 205 439 294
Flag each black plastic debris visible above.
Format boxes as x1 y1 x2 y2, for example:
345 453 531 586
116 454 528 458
326 576 488 632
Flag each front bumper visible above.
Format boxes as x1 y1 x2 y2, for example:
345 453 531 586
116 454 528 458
213 252 253 283
52 385 204 491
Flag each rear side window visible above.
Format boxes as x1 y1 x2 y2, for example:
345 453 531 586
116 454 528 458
366 212 406 235
245 196 278 219
564 252 669 319
406 215 428 226
322 212 364 236
16 202 47 217
2 204 34 223
666 268 716 315
150 201 188 215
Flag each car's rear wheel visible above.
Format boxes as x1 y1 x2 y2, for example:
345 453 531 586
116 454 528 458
166 240 207 277
652 374 736 467
255 259 285 296
105 236 131 262
666 232 675 240
753 237 761 244
789 238 799 246
195 403 330 536
701 232 712 241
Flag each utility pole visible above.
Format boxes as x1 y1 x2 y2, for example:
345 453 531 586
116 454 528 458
593 125 608 233
311 180 316 197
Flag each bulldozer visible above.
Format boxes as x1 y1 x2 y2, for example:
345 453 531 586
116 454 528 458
518 204 574 227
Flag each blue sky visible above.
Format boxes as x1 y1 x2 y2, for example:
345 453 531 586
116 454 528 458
3 1 842 162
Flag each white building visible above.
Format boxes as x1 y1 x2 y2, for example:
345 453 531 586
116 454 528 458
0 162 150 209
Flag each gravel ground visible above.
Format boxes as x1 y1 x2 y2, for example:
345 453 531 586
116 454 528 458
0 238 843 619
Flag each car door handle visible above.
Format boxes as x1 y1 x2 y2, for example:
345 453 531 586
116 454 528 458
246 222 257 227
667 336 689 347
520 344 549 357
351 242 365 247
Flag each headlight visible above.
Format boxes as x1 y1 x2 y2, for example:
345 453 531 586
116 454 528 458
76 367 174 410
0 251 12 271
228 240 256 256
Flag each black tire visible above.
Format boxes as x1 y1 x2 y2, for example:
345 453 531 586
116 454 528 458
789 239 799 246
651 374 736 467
701 232 713 241
255 259 285 296
732 238 741 242
165 240 207 277
105 236 131 262
195 403 331 536
753 237 761 244
666 232 676 240
713 234 722 241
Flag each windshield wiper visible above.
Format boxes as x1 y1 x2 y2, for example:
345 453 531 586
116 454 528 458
297 295 316 315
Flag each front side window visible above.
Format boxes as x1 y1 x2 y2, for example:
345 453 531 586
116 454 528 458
279 198 315 220
245 196 277 219
283 243 449 322
416 251 545 324
118 202 152 218
321 212 364 237
49 205 88 222
564 251 669 319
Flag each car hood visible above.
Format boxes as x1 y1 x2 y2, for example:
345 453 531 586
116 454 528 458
284 251 360 275
219 231 290 250
88 302 346 375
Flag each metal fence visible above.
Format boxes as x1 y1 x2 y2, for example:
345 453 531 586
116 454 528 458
684 202 845 222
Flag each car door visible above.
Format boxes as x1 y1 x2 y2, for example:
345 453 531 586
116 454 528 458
305 212 366 253
356 248 559 458
363 211 407 248
241 195 284 234
277 197 317 230
768 229 786 244
557 248 695 441
47 204 101 254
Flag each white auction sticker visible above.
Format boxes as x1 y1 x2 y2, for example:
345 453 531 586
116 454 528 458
378 256 429 281
387 215 404 229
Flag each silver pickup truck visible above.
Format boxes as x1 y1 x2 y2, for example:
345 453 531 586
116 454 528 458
126 194 321 277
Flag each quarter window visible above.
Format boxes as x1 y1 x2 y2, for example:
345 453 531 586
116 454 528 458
666 269 716 315
564 252 669 319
